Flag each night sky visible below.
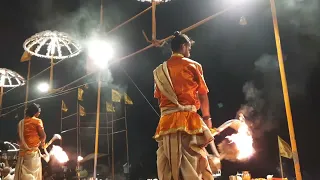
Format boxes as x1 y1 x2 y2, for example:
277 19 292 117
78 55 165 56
1 0 320 179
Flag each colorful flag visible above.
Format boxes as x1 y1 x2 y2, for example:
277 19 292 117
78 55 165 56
106 102 115 112
20 50 32 62
79 105 86 116
112 89 122 102
61 100 68 112
124 93 133 105
278 136 293 159
78 88 84 101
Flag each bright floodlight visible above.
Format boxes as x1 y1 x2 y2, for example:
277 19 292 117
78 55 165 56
23 30 82 60
0 68 25 88
38 82 50 93
88 39 114 69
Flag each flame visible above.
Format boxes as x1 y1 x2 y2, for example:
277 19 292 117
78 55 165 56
226 122 254 160
49 145 69 163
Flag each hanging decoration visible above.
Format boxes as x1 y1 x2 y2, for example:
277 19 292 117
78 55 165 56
23 30 81 60
22 30 82 89
0 68 25 88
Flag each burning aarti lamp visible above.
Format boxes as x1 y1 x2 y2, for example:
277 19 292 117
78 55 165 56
23 30 82 89
207 113 255 176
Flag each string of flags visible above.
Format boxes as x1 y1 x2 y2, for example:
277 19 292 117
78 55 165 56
61 88 133 114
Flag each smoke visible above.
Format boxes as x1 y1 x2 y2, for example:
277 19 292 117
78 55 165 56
237 82 276 138
32 1 100 39
239 52 316 137
237 54 292 137
270 0 320 38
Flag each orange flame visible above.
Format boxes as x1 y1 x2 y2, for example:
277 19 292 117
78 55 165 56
226 122 254 160
49 145 69 163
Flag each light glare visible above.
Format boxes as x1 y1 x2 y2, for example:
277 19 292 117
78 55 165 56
78 156 84 162
38 82 50 93
88 40 114 69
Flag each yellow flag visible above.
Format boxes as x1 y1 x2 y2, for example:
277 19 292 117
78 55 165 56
106 102 115 112
79 105 86 116
278 136 293 159
20 50 32 62
61 100 68 112
124 93 133 105
20 46 36 62
112 89 122 102
78 88 84 101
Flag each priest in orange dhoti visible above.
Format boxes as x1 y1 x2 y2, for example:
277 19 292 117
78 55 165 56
153 31 217 180
14 103 46 180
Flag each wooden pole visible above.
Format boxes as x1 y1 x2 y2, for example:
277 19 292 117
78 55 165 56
60 101 63 146
151 0 157 41
270 0 302 179
93 73 102 179
0 87 3 115
278 138 284 178
124 105 130 176
49 57 54 89
111 106 115 180
77 100 79 159
93 0 104 178
24 60 31 111
106 109 110 167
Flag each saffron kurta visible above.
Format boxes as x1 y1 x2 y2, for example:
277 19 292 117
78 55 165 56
154 54 216 180
19 117 44 156
154 54 209 139
14 117 44 180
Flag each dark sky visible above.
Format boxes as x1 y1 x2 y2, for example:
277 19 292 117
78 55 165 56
1 0 320 179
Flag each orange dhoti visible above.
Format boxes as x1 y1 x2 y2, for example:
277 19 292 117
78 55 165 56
154 112 217 180
153 55 217 179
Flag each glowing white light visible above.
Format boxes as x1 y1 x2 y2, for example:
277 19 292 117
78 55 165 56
88 39 114 69
37 82 50 93
23 30 82 60
226 122 254 160
0 68 25 88
78 156 84 162
50 145 69 163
